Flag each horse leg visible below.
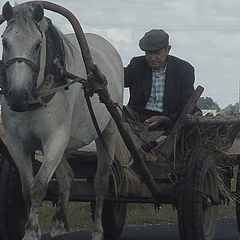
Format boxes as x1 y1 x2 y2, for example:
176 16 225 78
18 157 33 215
4 136 35 235
23 132 69 240
51 156 74 238
91 119 117 240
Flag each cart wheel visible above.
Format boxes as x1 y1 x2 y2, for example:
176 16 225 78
91 201 127 239
235 165 240 233
177 148 218 240
0 141 27 240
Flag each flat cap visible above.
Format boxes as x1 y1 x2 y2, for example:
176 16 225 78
139 29 169 51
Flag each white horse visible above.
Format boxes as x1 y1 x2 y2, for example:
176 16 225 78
1 2 123 240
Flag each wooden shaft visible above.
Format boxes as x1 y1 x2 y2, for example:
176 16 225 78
182 114 240 125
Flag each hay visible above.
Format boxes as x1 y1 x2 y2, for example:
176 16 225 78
185 122 240 203
111 131 140 196
185 123 240 152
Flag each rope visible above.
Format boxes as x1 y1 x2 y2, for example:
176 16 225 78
35 76 86 98
114 103 152 147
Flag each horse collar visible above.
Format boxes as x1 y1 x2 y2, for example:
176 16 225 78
32 20 68 106
24 21 68 108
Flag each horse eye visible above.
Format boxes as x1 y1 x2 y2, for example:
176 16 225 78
2 38 8 47
35 40 42 49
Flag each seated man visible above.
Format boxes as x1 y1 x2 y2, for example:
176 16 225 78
124 29 197 153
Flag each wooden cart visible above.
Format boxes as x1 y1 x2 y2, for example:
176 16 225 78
1 104 240 240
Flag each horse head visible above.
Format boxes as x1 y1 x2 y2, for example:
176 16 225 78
1 2 49 112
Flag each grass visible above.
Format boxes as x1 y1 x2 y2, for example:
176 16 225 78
39 201 92 231
39 201 236 232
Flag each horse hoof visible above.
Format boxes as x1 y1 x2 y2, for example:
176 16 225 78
91 231 104 240
51 219 68 239
51 228 68 239
22 236 40 240
22 228 41 240
50 232 70 240
22 234 41 240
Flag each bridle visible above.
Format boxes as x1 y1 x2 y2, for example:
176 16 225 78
0 57 40 96
0 14 43 103
0 17 68 109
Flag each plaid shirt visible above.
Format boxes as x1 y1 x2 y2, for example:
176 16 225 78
145 65 167 112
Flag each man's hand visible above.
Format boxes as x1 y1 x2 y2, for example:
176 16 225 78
145 115 170 128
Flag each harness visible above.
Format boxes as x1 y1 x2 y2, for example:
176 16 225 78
0 18 68 109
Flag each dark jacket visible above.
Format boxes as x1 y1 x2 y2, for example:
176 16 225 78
124 55 195 123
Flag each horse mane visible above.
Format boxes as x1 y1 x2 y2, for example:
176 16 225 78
53 26 77 62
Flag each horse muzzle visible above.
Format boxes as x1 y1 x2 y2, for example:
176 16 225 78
7 89 29 112
0 57 40 111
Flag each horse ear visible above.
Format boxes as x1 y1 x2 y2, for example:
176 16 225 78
32 4 44 22
2 1 13 21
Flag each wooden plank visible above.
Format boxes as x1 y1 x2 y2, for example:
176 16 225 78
45 179 175 204
132 161 172 179
65 150 173 179
182 114 240 125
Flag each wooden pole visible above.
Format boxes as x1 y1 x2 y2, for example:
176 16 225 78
182 114 240 125
157 85 204 158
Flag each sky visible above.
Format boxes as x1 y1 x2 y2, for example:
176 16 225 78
0 0 240 108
